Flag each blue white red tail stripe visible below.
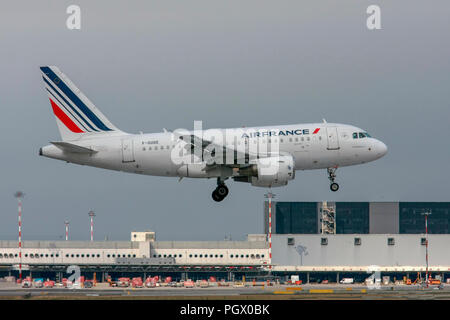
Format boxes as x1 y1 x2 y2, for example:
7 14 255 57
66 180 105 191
42 75 98 132
45 88 90 132
40 66 112 132
49 99 84 133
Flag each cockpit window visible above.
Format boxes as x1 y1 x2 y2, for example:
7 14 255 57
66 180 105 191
354 132 372 139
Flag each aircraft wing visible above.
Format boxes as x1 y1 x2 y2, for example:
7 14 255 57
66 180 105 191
178 134 249 168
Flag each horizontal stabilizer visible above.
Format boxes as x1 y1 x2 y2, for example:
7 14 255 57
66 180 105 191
50 141 97 154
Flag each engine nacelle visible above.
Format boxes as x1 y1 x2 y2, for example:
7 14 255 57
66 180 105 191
249 155 295 187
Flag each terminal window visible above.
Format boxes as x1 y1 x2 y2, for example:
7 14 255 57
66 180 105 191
336 202 369 234
400 202 450 234
275 202 318 234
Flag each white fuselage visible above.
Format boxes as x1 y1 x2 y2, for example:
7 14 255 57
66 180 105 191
40 123 387 179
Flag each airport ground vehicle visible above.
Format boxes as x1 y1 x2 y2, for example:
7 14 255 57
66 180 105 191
22 277 32 288
198 280 209 288
145 276 158 288
117 277 131 287
340 278 354 284
33 279 44 288
184 280 195 288
132 277 143 288
429 279 441 285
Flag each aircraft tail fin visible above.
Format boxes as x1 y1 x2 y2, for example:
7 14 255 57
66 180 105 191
40 66 123 141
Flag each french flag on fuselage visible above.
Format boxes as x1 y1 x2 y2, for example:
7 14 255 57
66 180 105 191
40 66 112 133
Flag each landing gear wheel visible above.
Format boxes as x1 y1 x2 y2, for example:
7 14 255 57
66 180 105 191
212 190 223 202
330 183 339 192
216 185 229 198
212 178 229 202
327 167 339 192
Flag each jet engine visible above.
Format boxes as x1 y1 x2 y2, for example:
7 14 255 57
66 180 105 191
234 155 295 188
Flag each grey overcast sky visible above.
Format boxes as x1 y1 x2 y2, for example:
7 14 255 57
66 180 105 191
0 1 449 241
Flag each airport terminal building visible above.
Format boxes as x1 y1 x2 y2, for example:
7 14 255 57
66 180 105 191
0 202 450 283
266 201 450 282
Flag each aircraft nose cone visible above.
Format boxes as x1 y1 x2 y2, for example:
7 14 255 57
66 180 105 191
375 140 388 158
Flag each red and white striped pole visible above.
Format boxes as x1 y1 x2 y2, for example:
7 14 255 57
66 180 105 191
88 210 95 242
14 191 24 282
426 214 428 287
265 192 275 270
65 221 69 241
422 211 431 288
425 212 430 287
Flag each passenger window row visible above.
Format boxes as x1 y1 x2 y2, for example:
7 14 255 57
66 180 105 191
142 145 172 151
187 254 223 258
155 253 266 259
0 253 60 258
64 253 102 258
141 135 321 152
153 254 183 258
230 254 264 259
107 254 136 258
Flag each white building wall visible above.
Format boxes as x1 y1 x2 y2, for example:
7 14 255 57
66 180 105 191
272 234 450 267
0 241 269 266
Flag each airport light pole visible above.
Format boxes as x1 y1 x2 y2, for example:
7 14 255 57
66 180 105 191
65 220 70 241
422 211 432 287
14 191 24 282
264 192 275 271
88 210 95 242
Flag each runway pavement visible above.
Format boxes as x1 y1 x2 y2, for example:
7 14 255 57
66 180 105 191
0 283 449 299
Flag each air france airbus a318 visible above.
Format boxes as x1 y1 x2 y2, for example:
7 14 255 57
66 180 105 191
39 66 387 202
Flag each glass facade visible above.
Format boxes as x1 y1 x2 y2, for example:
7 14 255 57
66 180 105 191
275 202 318 234
336 202 370 234
269 202 450 235
399 202 450 234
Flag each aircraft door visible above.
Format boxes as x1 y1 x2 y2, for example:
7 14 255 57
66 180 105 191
326 127 340 150
122 139 135 163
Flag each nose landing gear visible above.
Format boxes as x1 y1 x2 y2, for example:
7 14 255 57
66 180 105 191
327 167 339 192
212 178 229 202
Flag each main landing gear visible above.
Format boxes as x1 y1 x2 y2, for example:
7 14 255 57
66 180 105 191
212 178 229 202
327 167 339 192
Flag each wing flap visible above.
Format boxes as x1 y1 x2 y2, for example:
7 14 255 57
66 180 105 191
178 134 248 164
